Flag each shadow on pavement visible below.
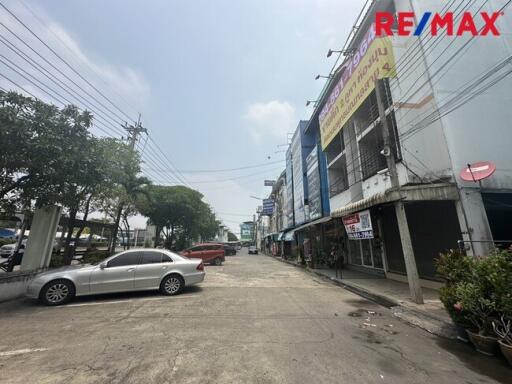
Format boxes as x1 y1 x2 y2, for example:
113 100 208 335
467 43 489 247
435 337 511 382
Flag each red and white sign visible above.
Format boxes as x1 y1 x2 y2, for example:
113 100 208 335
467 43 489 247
460 161 496 182
342 210 373 240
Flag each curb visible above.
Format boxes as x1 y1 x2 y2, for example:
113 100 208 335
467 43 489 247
268 254 456 339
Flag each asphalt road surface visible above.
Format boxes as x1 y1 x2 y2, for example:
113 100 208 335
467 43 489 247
0 249 509 383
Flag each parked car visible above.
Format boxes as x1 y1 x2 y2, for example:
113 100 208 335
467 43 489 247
0 228 17 240
181 243 225 265
248 245 258 255
223 244 237 256
1 239 60 259
0 239 27 258
26 249 205 306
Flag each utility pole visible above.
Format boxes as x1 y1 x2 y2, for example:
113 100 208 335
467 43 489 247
123 114 147 149
375 79 423 304
109 115 147 255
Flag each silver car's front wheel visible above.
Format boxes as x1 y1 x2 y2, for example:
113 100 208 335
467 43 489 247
160 274 183 296
40 279 75 306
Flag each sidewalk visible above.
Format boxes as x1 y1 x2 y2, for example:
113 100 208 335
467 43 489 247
273 255 456 339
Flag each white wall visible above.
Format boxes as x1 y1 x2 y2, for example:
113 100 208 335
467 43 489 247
408 0 512 190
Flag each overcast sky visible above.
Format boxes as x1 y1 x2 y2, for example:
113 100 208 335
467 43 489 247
1 0 363 235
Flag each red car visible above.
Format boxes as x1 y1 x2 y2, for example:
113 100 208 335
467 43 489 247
181 243 225 265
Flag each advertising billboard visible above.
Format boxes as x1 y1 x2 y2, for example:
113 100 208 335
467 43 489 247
306 146 322 221
262 198 274 216
240 222 254 241
319 24 396 150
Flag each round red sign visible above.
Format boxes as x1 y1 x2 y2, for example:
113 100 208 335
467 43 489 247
460 161 496 182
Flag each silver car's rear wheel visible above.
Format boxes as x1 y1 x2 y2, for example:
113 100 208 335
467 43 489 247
40 279 75 306
160 274 183 296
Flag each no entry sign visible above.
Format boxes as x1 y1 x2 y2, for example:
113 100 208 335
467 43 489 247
460 161 496 182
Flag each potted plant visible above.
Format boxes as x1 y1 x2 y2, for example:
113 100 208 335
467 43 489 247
456 280 500 355
439 285 471 342
436 250 473 342
493 316 512 365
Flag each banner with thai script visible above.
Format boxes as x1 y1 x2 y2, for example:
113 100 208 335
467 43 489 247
319 25 396 150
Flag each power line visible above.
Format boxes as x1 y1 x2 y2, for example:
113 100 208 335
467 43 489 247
170 159 285 173
0 20 133 133
0 36 126 135
18 0 141 119
0 1 137 124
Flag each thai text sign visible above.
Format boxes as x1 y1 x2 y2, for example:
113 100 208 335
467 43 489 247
319 25 396 150
262 199 274 216
342 210 373 240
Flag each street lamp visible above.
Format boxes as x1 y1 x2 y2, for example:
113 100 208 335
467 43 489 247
306 100 318 107
327 48 355 58
315 74 331 80
250 195 264 201
327 49 342 58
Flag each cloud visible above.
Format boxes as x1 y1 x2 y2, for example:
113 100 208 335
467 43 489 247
0 0 150 123
244 100 296 143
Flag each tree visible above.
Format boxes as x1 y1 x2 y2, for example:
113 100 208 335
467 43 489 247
136 185 219 250
92 140 150 254
0 91 94 209
0 91 149 262
228 232 238 242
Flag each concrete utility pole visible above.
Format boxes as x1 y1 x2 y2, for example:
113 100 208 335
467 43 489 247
110 116 147 254
375 79 424 304
123 114 147 149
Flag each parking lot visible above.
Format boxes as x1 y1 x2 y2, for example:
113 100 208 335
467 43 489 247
0 249 509 384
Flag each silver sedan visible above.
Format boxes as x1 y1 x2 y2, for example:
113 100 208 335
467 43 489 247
26 249 205 306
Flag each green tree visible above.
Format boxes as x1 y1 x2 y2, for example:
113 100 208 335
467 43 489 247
0 91 149 262
136 185 219 250
228 232 238 242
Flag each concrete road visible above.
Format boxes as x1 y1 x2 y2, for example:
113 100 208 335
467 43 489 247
0 250 509 383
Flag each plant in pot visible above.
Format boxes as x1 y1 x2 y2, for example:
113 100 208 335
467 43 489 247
493 316 512 365
436 250 473 341
489 250 512 363
439 285 472 342
455 255 500 355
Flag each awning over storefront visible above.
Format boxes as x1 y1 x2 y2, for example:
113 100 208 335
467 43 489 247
266 233 279 241
331 183 458 217
283 230 295 241
332 192 392 218
277 232 284 241
293 216 332 232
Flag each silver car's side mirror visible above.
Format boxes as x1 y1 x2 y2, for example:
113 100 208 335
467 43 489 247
99 262 107 269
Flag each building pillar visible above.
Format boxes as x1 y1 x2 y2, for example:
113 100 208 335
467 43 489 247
21 205 62 271
394 201 424 304
457 188 494 256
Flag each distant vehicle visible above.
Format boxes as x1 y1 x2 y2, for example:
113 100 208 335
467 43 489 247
1 239 60 259
248 245 258 255
0 228 16 239
26 249 205 306
0 239 27 258
181 243 225 265
223 244 237 256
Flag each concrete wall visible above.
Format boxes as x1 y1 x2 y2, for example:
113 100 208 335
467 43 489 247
0 272 38 303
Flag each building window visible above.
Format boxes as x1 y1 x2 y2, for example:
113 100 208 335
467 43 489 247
328 154 349 198
325 132 344 164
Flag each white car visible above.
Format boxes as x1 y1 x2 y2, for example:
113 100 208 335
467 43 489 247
0 239 26 258
248 245 258 255
26 249 205 305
